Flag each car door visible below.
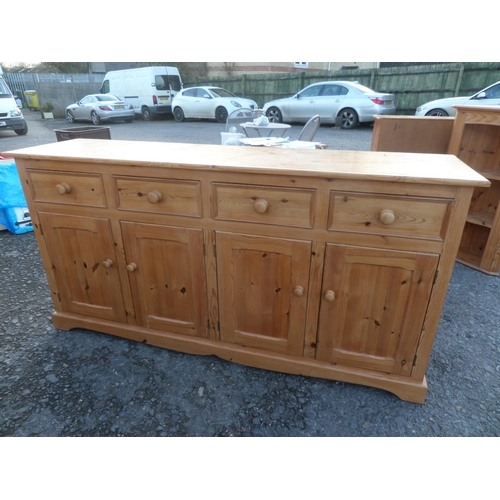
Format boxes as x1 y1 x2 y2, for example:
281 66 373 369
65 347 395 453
469 82 500 108
74 96 94 121
287 84 323 122
195 87 214 118
178 88 199 118
315 84 348 122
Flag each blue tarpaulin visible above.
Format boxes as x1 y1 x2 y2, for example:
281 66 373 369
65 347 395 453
0 157 33 234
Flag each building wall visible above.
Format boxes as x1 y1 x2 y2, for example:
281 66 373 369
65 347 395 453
205 62 378 77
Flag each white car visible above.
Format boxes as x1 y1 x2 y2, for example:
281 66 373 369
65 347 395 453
262 81 396 129
415 81 500 116
172 86 258 123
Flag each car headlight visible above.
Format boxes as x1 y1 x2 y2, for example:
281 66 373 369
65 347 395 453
416 105 425 112
10 109 23 118
231 101 242 108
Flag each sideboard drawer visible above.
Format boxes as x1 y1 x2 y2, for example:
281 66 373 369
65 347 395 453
114 176 202 217
328 191 451 239
212 182 315 228
26 169 106 207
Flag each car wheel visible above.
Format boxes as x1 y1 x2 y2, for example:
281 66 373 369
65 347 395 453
215 107 228 123
173 107 185 122
266 107 282 123
426 108 449 117
338 108 358 129
141 106 152 121
91 111 101 125
14 122 28 136
66 110 75 123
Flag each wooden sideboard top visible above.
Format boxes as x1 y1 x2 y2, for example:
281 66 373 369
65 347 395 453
6 138 489 187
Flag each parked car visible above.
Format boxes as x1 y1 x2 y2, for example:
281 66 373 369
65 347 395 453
415 81 500 116
262 81 396 129
172 86 258 123
65 94 135 124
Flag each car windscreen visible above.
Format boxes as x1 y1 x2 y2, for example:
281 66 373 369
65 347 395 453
156 75 182 92
209 88 236 98
351 83 377 94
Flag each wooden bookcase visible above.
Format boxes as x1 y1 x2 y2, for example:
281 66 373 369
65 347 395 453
448 105 500 275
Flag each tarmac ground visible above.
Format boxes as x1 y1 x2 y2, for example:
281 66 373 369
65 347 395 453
1 112 499 438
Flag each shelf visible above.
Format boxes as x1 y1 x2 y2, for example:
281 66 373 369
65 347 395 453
477 170 500 182
466 211 494 228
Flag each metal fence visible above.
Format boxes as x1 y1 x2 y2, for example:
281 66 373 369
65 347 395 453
3 72 102 98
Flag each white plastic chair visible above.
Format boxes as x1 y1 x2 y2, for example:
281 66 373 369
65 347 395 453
298 115 320 142
226 108 255 134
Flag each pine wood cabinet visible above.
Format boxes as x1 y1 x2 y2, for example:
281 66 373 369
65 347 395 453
448 105 500 275
8 140 488 403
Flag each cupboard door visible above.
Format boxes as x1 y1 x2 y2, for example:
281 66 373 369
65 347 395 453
38 213 127 322
121 222 208 338
216 232 311 356
316 244 439 376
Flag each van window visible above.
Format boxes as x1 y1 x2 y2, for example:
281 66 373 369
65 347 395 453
101 80 110 94
155 75 182 92
0 78 13 98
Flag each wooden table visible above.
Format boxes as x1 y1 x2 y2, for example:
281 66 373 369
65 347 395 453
240 122 291 137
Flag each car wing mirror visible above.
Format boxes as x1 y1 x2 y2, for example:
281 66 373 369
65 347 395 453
476 91 487 99
203 94 211 99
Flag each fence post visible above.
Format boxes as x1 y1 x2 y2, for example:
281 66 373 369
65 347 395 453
242 74 247 98
455 63 466 96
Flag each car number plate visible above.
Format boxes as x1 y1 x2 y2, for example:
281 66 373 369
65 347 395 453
386 101 393 105
159 97 169 101
0 121 6 126
115 105 125 109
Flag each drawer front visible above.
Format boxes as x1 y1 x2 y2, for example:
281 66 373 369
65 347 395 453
26 170 105 207
328 191 451 239
114 176 202 217
213 183 315 228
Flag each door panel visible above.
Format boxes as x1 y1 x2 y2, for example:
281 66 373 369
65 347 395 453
316 244 439 376
121 222 208 338
38 213 127 322
216 232 311 356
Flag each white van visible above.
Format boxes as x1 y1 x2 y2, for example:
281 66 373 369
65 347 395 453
100 66 183 121
0 76 28 135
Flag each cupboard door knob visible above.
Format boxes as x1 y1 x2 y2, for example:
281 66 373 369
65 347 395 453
102 259 114 269
147 190 162 204
254 198 268 213
56 182 71 195
325 290 336 302
379 209 395 225
126 262 137 272
293 286 304 297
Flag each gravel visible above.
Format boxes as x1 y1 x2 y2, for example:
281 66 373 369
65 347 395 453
1 111 499 438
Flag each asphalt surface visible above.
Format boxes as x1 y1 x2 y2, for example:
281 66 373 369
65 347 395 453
1 110 499 437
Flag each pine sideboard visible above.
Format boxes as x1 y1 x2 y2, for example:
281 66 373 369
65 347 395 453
7 139 489 403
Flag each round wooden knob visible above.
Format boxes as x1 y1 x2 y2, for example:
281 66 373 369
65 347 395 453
254 199 268 213
293 286 304 297
126 262 137 272
56 183 71 195
379 209 395 225
324 290 336 302
102 259 114 269
147 190 162 204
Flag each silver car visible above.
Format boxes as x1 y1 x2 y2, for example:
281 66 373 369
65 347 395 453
415 81 500 117
263 81 396 129
66 94 135 125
